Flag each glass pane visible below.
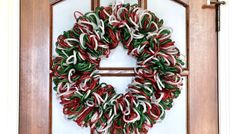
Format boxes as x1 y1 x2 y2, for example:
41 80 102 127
147 1 187 133
52 0 91 56
148 0 187 68
100 76 133 94
52 0 91 133
99 44 137 67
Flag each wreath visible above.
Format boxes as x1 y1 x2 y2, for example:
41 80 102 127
51 3 184 134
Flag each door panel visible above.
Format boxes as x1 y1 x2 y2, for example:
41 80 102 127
189 0 218 133
20 0 218 134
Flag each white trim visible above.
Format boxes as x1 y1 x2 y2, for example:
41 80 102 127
219 0 235 134
0 0 19 134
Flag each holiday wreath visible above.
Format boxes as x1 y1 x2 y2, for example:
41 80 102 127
51 3 184 134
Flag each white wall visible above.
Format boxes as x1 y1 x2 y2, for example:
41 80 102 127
0 0 19 134
219 0 235 134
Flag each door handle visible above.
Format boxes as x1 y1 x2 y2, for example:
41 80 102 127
207 0 226 6
203 0 226 8
203 0 226 32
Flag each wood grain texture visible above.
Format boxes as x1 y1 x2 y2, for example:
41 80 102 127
173 0 189 6
49 0 64 5
139 0 147 9
188 0 219 133
91 0 100 10
19 0 50 134
97 68 189 76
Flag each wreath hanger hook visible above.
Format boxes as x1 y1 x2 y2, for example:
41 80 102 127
115 0 125 5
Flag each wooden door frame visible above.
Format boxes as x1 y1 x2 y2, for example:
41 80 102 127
19 0 219 134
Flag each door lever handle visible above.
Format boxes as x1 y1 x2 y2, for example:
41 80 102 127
203 0 225 8
209 1 226 5
202 1 226 32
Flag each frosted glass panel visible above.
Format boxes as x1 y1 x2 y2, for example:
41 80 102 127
52 0 187 134
148 0 187 68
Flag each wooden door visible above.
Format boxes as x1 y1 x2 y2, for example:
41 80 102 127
20 0 218 134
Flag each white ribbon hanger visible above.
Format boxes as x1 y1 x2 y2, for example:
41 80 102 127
115 0 124 5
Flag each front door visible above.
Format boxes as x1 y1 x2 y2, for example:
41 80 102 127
20 0 219 134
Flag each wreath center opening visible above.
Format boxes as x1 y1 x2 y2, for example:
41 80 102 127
99 42 137 94
99 43 137 68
